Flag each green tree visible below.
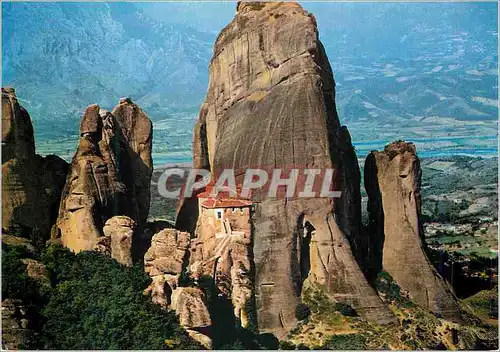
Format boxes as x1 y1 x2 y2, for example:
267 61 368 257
2 245 41 303
39 245 199 350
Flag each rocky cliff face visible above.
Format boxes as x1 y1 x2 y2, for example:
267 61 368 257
365 141 462 321
2 87 68 240
178 2 395 335
111 98 153 225
143 228 212 348
1 236 50 350
53 99 152 253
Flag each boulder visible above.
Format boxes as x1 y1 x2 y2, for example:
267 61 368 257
365 141 462 321
1 240 49 350
21 258 51 288
143 228 212 348
143 274 177 308
229 239 255 329
171 287 212 348
102 216 135 267
1 299 36 350
171 287 212 329
1 235 36 254
144 229 190 277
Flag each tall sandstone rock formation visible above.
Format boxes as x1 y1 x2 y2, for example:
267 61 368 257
54 98 152 254
178 2 395 335
111 99 153 225
2 87 68 240
365 141 462 322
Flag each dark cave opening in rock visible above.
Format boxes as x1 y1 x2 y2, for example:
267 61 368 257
300 221 315 284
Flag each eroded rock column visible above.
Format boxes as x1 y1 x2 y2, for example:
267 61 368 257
179 2 394 335
365 141 462 322
2 87 68 240
54 99 152 254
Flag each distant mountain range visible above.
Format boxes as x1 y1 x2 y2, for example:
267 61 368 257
3 2 213 120
2 2 498 162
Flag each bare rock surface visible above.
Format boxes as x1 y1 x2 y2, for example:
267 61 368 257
365 141 462 321
1 234 36 254
143 274 176 308
111 98 153 225
2 87 68 240
54 99 152 253
2 87 35 162
100 216 136 266
1 299 36 350
144 228 190 276
143 228 212 347
189 226 257 330
179 2 394 334
54 104 123 252
171 287 212 329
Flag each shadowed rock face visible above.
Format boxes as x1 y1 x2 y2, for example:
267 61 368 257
112 98 153 225
1 236 50 350
178 2 394 335
54 99 152 253
2 87 35 162
365 141 462 322
2 87 68 240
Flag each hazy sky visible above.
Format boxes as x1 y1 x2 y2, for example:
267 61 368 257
138 2 498 34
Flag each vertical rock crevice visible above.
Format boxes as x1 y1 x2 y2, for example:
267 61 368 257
54 98 152 254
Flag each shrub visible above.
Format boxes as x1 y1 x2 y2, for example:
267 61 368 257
463 287 499 320
38 245 199 350
2 245 40 303
245 2 265 11
322 334 367 350
279 340 297 350
295 303 311 320
375 271 415 308
334 302 358 317
302 283 334 315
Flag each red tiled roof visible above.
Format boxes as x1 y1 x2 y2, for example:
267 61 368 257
195 184 252 200
200 198 253 209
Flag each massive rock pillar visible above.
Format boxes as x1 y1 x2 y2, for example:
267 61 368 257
365 141 462 322
2 87 68 240
178 2 395 335
111 98 153 225
54 99 152 253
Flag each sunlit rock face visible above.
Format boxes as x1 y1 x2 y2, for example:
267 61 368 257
96 215 136 267
365 141 463 322
178 2 395 336
54 99 152 253
143 228 212 348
